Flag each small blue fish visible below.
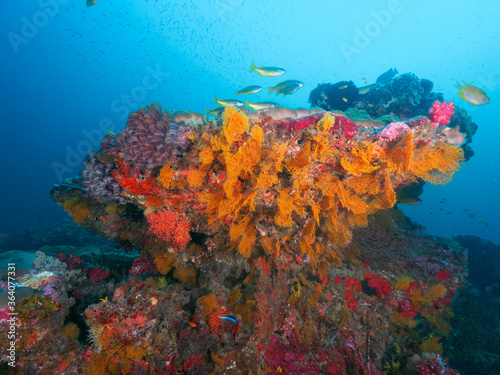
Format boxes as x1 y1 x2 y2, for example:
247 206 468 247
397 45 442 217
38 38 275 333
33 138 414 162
218 314 239 324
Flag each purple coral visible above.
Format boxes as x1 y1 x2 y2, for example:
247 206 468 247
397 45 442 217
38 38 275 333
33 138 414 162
81 153 126 204
120 103 188 169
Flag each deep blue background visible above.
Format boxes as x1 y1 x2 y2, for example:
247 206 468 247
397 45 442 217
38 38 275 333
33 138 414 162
1 0 499 245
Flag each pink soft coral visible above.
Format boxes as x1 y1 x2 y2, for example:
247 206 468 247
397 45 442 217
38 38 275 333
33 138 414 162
429 101 454 127
379 122 411 141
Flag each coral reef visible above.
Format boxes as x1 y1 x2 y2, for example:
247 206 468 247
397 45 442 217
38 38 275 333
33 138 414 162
2 82 480 374
360 73 443 120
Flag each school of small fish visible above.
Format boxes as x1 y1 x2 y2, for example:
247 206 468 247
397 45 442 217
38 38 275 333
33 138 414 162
206 62 306 117
208 64 490 120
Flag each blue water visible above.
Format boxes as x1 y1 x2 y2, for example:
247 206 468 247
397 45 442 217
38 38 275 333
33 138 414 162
1 0 499 244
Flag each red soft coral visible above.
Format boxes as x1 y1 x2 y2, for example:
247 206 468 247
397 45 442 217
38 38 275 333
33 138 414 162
146 209 191 251
88 267 109 282
113 161 157 196
364 271 391 297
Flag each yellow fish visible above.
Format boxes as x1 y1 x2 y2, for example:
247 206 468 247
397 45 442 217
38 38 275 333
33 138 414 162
342 97 348 102
86 0 97 6
205 107 225 116
214 97 244 107
250 62 286 77
245 99 278 110
236 85 262 96
456 81 489 105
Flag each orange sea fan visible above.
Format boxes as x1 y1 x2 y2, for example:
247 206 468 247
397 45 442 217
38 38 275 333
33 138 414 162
410 143 464 185
229 216 252 242
299 219 317 259
199 147 215 165
173 265 198 285
187 169 206 188
223 107 249 144
340 142 380 176
343 173 381 197
158 164 174 189
286 141 312 172
254 172 278 192
126 346 146 360
325 213 353 249
315 174 339 197
383 130 414 173
382 171 397 207
61 323 80 339
334 180 369 215
275 189 305 227
269 142 288 173
237 137 262 175
198 190 223 216
250 124 264 145
63 198 91 224
238 223 257 258
154 252 178 275
422 284 448 303
200 294 219 321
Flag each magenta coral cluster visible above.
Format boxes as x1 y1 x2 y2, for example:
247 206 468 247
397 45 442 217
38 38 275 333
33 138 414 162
429 100 454 126
120 103 189 169
416 355 460 375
